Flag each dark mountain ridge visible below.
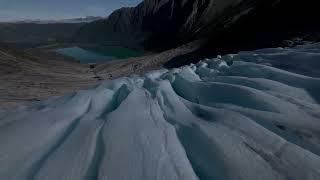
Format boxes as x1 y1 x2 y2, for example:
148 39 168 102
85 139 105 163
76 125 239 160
75 0 320 53
4 16 102 24
75 0 254 49
165 0 320 67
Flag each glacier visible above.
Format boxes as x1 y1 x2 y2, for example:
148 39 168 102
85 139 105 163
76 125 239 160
0 43 320 180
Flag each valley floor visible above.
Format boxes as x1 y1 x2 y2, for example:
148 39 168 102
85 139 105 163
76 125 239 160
0 45 96 108
0 41 199 108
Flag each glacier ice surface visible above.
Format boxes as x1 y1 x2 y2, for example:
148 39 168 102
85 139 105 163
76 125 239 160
1 43 320 180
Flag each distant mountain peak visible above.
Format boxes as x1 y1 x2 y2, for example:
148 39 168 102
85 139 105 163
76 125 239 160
3 16 103 24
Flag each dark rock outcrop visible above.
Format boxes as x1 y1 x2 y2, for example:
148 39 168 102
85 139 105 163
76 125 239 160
74 0 320 52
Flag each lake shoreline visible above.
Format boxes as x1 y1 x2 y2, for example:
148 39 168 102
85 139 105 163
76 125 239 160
0 40 200 108
54 45 145 64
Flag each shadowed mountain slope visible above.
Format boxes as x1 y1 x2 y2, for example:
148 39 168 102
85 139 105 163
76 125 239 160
75 0 320 51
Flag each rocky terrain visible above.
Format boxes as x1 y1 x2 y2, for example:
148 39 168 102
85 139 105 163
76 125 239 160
0 41 201 108
0 44 96 108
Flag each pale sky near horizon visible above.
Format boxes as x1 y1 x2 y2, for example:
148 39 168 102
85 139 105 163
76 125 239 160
0 0 142 21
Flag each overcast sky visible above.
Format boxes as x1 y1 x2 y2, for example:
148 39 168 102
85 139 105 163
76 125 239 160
0 0 142 21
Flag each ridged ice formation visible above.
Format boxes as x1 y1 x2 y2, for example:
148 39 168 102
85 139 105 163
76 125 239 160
1 44 320 180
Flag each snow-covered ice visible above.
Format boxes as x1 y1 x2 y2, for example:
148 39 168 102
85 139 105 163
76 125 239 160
1 44 320 180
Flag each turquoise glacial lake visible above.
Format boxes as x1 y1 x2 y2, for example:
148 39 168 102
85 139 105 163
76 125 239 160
55 46 143 64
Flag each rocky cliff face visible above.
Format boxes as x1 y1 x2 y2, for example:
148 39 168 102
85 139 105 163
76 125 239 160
75 0 252 49
75 0 320 51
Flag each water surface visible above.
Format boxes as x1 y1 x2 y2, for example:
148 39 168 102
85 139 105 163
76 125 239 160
55 46 143 64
